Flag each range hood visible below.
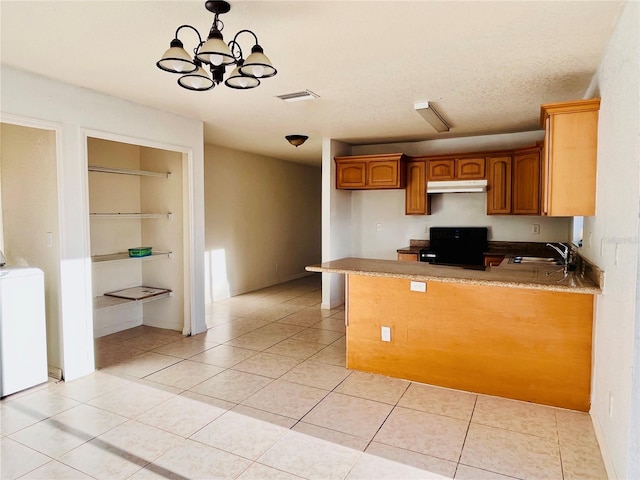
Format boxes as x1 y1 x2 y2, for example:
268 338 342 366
427 179 488 194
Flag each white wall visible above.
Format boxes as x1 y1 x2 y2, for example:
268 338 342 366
0 66 205 381
1 123 62 373
580 2 640 478
348 131 572 259
322 139 353 308
351 190 572 259
204 144 321 306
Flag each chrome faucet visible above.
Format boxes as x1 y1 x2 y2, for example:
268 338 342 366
546 242 570 278
546 242 570 264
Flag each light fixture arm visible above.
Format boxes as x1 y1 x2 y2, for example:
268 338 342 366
173 24 204 54
228 30 259 61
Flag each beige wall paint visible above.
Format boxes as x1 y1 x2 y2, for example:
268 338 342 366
204 144 321 303
581 2 640 478
0 123 62 371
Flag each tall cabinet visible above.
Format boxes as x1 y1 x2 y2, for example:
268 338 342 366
88 138 185 337
540 99 600 216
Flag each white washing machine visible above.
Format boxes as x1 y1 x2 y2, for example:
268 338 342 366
0 267 48 397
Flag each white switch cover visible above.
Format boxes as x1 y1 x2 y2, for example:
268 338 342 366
381 326 391 342
410 281 426 292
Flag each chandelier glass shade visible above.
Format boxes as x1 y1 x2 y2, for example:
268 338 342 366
156 1 277 92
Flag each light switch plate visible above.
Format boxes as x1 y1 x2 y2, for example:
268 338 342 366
381 326 391 342
410 281 426 292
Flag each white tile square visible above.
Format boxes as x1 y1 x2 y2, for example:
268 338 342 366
460 423 562 479
374 406 468 462
9 404 127 457
191 406 292 460
398 383 477 421
242 380 328 419
280 360 351 390
135 391 234 437
303 392 393 440
335 371 410 405
129 439 251 479
258 429 361 480
190 369 272 403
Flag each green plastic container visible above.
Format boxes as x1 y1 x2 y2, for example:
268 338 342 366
128 247 152 258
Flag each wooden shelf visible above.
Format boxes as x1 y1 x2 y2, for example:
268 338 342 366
88 165 171 178
91 251 172 264
89 212 172 219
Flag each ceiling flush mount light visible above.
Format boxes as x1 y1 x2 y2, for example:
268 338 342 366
277 90 319 103
157 1 277 91
414 101 451 132
285 135 309 147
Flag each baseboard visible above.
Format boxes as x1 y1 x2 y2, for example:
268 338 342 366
591 411 616 479
93 318 142 338
142 317 183 332
48 365 63 381
227 272 317 298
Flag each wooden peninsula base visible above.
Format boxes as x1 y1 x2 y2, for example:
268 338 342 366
346 275 594 411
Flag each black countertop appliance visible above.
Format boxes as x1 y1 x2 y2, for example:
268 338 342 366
419 227 488 269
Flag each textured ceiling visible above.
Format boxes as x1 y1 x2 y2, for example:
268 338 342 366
0 1 625 165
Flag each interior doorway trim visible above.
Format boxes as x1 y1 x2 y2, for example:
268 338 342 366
81 128 199 336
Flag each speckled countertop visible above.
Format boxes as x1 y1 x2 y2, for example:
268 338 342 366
306 257 601 294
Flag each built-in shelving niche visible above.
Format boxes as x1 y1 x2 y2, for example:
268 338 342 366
88 137 186 338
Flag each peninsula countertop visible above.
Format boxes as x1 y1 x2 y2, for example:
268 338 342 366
306 257 601 294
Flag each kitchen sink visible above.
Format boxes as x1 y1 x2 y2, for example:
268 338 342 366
508 256 563 265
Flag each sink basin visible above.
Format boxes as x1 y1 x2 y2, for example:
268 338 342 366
508 256 563 265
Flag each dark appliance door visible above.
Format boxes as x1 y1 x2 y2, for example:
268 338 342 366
428 227 488 266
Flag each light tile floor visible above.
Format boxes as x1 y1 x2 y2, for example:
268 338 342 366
1 275 608 480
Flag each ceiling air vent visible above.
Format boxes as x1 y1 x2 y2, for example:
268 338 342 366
277 90 319 103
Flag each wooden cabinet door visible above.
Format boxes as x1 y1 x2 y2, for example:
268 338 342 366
456 158 485 179
512 151 541 215
428 159 455 180
487 156 512 214
368 161 399 188
484 254 506 266
542 103 599 216
398 253 419 262
336 162 366 188
405 160 429 215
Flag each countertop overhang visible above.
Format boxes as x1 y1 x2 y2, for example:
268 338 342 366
306 257 600 294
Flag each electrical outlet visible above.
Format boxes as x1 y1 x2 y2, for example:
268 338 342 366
424 224 430 233
532 224 540 235
410 281 426 292
376 223 382 232
609 391 614 418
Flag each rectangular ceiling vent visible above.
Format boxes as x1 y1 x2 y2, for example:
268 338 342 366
277 90 319 103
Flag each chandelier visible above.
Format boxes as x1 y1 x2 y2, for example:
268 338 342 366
156 1 277 91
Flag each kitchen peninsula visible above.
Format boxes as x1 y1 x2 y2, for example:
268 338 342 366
306 257 600 411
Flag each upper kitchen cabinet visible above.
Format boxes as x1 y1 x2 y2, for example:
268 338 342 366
486 156 512 214
540 99 600 216
428 157 485 180
456 158 485 179
405 158 430 215
335 153 407 189
512 147 541 215
486 144 541 215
